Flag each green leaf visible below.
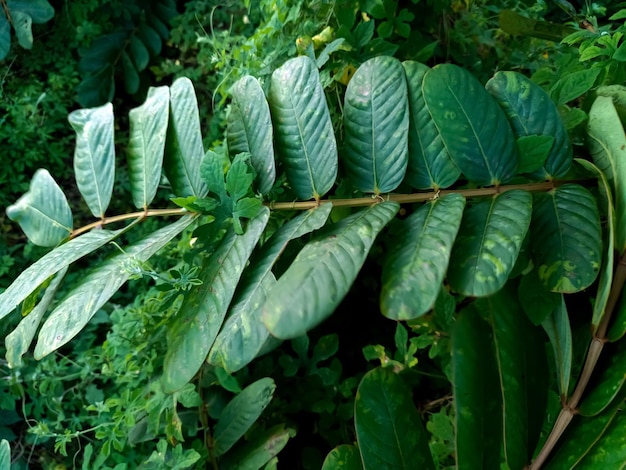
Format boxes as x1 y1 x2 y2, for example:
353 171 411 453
355 367 434 470
476 285 549 468
343 56 409 194
550 68 601 106
68 103 115 218
219 424 295 470
12 11 32 49
451 305 501 470
7 0 54 23
541 296 572 398
33 215 195 359
608 295 626 342
448 190 532 297
208 204 332 373
322 445 363 470
515 135 554 174
5 267 67 369
164 77 207 197
136 22 161 55
530 184 602 292
263 202 399 339
576 159 614 332
268 56 338 200
227 76 276 195
588 95 626 253
213 378 276 457
0 227 125 320
0 14 10 60
163 208 269 393
577 407 626 468
518 268 561 325
0 439 9 470
129 34 149 70
486 71 572 179
402 61 459 189
128 86 170 209
578 336 626 416
380 193 465 320
545 402 622 469
422 64 517 186
120 50 139 94
6 169 72 247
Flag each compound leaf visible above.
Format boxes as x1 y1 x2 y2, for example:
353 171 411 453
355 367 434 470
128 86 170 209
343 56 409 194
33 216 196 359
6 169 72 247
268 56 338 200
163 208 269 393
448 190 532 297
262 202 398 339
423 64 517 186
381 193 465 320
227 75 276 195
68 103 115 218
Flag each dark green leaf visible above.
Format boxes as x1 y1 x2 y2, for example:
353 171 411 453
402 60 459 190
518 268 561 325
355 367 434 470
164 77 207 197
486 71 572 179
343 56 409 194
381 193 465 320
322 445 363 470
213 378 276 456
550 68 601 106
0 14 10 60
541 296 572 398
163 208 269 392
209 204 332 373
129 34 149 70
263 202 398 339
268 56 337 200
136 22 161 56
577 407 626 468
227 76 275 195
448 190 532 297
33 216 196 359
515 135 554 174
451 305 502 470
530 184 602 293
219 425 295 470
128 86 169 209
68 103 115 218
6 169 72 247
423 64 517 185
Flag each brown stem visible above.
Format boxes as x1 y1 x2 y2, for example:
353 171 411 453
529 253 626 469
69 208 187 238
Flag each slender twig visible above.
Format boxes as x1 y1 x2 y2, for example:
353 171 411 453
529 252 626 469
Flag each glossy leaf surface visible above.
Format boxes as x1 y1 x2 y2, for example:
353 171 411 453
213 377 276 456
164 77 207 197
381 193 465 320
452 306 501 470
423 64 517 185
486 71 572 179
403 61 460 189
343 56 408 194
263 202 398 339
128 85 170 209
322 445 363 470
208 204 332 372
68 103 115 218
33 216 195 359
577 409 626 468
163 208 269 392
355 367 434 470
530 184 602 293
6 169 72 247
227 75 276 195
448 190 532 297
268 56 337 200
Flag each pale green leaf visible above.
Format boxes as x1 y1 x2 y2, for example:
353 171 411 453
33 215 196 359
164 77 207 197
7 0 54 23
219 425 295 470
577 407 626 468
162 208 269 392
268 56 338 200
541 296 572 398
262 202 399 339
12 11 32 49
0 439 9 470
381 193 465 320
213 378 276 457
128 86 170 209
6 169 72 247
68 103 115 218
343 56 409 194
